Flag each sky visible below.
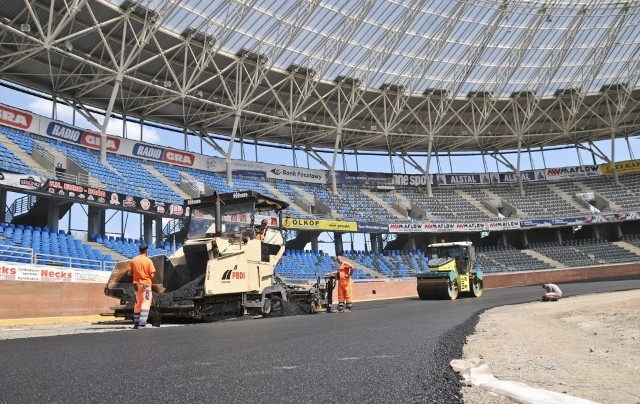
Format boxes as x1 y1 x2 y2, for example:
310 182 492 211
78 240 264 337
0 83 638 252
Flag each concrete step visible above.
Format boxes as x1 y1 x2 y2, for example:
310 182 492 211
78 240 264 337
454 189 498 218
144 164 191 200
1 135 50 177
481 188 525 217
546 183 589 214
362 189 406 219
344 257 386 279
89 241 129 262
613 241 640 257
260 182 308 214
575 181 623 211
521 248 565 269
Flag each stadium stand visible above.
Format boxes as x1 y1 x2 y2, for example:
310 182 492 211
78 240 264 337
621 233 640 249
2 122 640 280
0 222 116 270
579 174 640 210
529 239 640 268
475 245 552 273
0 128 34 175
398 186 495 221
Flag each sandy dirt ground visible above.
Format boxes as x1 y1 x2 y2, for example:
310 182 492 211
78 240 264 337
461 289 640 404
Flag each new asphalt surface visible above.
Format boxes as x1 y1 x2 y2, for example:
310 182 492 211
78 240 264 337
1 278 638 404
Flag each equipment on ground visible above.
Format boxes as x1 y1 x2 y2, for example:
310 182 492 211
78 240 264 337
104 191 333 321
416 241 483 300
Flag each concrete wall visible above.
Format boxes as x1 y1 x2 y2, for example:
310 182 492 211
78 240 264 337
1 262 639 319
0 282 113 319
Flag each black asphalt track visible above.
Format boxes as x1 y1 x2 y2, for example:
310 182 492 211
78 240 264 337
1 278 638 404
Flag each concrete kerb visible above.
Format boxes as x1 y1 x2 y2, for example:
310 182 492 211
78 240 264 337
0 315 108 327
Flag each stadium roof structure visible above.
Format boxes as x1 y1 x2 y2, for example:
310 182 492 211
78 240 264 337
1 0 640 164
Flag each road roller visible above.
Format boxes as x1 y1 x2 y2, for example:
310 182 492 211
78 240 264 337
416 241 483 300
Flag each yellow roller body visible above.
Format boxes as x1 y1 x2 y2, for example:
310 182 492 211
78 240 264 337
417 241 482 300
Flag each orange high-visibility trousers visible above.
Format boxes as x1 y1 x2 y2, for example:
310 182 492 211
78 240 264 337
338 278 352 303
133 283 153 327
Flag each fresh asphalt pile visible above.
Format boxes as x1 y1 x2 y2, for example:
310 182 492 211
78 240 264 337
151 274 206 306
412 312 482 403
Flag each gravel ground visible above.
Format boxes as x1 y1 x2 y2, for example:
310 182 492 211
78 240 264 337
460 289 640 404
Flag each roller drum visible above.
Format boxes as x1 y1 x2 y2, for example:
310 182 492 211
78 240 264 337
417 279 458 300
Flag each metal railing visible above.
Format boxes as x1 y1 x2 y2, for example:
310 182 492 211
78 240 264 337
4 195 37 223
0 244 115 271
162 218 184 238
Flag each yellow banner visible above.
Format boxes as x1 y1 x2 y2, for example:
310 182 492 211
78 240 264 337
283 218 357 231
601 159 640 176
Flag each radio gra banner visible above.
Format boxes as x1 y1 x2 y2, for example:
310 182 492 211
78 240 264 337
0 104 38 132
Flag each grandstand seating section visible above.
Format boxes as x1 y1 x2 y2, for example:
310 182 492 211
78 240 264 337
1 125 640 278
621 233 640 249
475 245 551 273
4 127 640 223
529 238 640 268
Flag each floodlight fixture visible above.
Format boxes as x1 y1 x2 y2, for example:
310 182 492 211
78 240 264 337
287 64 316 77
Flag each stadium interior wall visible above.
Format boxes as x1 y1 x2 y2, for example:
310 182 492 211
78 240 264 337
1 262 639 320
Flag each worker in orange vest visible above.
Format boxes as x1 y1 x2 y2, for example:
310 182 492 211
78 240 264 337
335 254 356 312
127 243 157 329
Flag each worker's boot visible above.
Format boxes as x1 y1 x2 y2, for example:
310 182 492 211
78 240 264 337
345 303 352 312
133 314 140 329
337 302 344 312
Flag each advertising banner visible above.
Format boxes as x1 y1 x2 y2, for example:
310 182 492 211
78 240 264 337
601 159 640 176
485 220 522 231
42 120 122 152
434 173 491 186
131 143 195 167
612 211 640 221
266 166 327 184
0 104 39 133
0 171 46 189
490 170 545 183
520 219 553 228
521 217 584 228
422 222 460 232
335 171 393 186
391 174 432 187
42 179 185 217
545 165 601 180
388 222 425 233
282 218 357 231
391 220 520 232
0 262 111 283
357 222 389 233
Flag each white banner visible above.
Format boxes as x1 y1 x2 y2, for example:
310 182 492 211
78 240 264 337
545 165 601 180
485 220 522 231
388 222 425 233
388 220 521 233
0 104 40 133
265 166 327 184
0 171 46 190
0 261 111 283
